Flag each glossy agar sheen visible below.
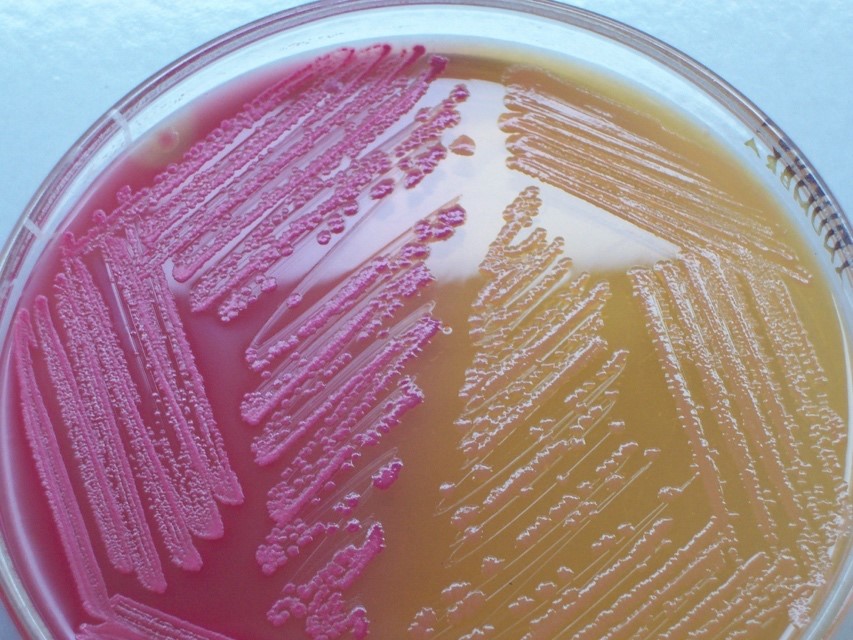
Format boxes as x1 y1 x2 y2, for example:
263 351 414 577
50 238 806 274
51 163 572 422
0 41 849 640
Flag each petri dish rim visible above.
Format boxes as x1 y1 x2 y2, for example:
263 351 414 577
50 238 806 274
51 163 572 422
0 1 850 638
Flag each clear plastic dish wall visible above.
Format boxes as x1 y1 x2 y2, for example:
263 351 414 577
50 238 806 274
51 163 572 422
0 1 850 638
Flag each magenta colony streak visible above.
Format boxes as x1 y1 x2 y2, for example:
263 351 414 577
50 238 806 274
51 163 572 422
13 44 468 638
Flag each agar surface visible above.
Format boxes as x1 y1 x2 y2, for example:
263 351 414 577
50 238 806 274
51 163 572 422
7 43 850 640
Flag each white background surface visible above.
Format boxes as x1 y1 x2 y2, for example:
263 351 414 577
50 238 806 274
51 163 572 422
0 1 850 638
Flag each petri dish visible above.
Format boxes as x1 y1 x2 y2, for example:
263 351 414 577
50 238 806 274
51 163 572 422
0 1 850 639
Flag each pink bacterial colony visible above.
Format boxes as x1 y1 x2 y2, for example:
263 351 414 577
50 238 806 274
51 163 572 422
11 43 468 639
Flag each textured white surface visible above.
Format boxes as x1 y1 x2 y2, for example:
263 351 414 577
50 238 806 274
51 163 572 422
0 1 850 638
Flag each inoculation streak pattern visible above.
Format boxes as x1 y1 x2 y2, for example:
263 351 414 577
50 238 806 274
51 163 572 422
500 66 808 282
408 202 848 639
7 43 850 640
12 44 467 639
253 201 466 638
409 187 679 640
420 65 852 640
628 254 848 636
